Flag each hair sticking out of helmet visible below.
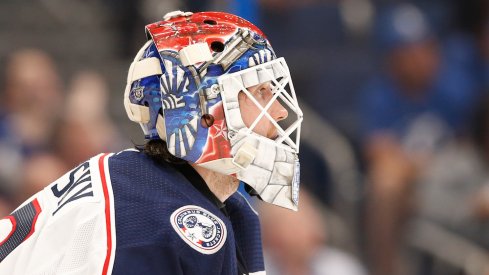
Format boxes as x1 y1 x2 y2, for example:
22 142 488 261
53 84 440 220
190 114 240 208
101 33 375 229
124 11 303 210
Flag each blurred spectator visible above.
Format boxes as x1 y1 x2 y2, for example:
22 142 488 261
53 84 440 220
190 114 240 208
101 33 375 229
260 189 367 275
359 3 479 275
410 94 489 274
13 71 126 207
418 94 489 249
0 49 63 192
1 49 63 151
58 71 125 167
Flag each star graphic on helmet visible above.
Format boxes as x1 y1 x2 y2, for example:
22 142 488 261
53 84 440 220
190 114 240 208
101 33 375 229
213 121 228 141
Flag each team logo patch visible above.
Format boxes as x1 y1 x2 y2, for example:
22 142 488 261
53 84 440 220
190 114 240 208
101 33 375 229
170 205 227 254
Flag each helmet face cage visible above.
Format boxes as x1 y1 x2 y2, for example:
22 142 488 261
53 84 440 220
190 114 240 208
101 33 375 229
218 57 302 154
124 11 303 210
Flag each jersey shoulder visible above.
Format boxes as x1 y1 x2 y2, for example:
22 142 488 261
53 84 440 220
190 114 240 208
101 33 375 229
0 153 115 274
106 149 228 248
107 150 238 274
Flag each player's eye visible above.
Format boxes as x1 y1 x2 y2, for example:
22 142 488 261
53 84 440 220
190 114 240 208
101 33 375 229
257 85 272 98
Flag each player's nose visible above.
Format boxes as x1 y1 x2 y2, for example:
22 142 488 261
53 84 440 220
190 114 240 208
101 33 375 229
271 99 288 122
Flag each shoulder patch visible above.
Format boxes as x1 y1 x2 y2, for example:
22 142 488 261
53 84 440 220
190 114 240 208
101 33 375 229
170 205 227 254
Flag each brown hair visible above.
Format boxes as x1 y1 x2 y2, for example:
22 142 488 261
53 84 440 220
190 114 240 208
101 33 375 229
138 139 186 165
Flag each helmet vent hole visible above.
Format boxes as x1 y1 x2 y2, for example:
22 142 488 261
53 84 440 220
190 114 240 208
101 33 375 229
210 41 225 52
204 19 217 25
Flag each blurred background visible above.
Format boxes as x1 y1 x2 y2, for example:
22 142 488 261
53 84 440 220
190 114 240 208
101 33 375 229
2 0 489 274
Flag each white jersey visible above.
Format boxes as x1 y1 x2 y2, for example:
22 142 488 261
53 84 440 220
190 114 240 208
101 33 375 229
0 153 116 275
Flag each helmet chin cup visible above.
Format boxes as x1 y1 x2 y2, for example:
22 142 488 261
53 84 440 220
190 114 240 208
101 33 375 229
231 142 257 170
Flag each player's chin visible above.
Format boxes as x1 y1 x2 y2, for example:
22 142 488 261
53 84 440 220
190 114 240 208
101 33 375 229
268 131 279 141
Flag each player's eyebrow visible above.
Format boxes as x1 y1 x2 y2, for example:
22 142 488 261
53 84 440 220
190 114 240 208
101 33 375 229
249 82 271 94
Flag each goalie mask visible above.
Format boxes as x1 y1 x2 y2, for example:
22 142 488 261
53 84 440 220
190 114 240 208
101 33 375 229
124 11 303 210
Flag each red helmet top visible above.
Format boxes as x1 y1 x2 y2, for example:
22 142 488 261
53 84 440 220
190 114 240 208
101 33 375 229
146 12 266 52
